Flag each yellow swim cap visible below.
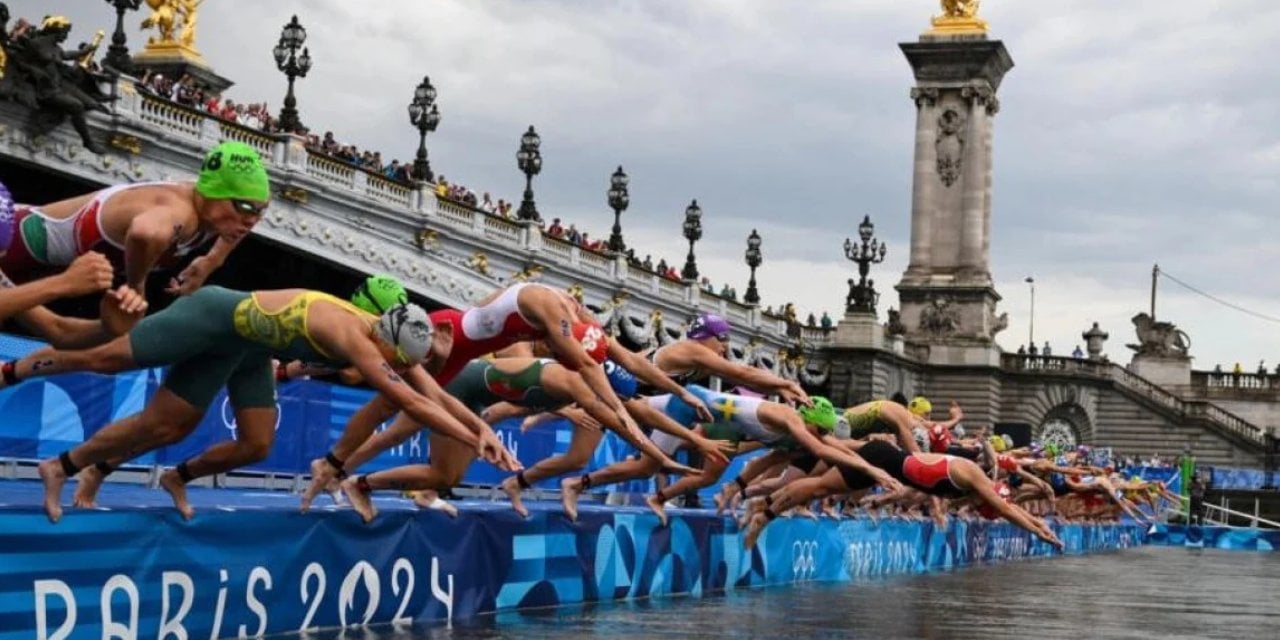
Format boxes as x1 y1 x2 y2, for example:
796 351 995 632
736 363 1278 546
989 434 1008 453
908 396 932 417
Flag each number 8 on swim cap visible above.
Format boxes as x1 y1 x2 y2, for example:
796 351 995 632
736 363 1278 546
375 303 433 365
572 322 609 364
196 141 271 202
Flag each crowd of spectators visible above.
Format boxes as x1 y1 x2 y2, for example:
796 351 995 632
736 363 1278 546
131 67 825 320
137 70 414 183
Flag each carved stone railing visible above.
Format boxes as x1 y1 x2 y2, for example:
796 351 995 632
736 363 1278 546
2 77 825 373
1001 355 1267 449
1191 370 1280 391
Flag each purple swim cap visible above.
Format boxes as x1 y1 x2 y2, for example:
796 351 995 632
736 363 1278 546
0 182 13 255
687 313 731 341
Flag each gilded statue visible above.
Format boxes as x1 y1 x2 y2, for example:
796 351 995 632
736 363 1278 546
141 0 203 48
941 0 981 19
930 0 988 34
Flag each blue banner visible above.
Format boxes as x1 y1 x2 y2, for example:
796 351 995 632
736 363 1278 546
0 483 1144 640
1145 524 1280 551
0 362 758 497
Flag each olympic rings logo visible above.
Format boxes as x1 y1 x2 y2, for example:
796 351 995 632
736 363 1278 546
220 397 283 437
792 540 818 581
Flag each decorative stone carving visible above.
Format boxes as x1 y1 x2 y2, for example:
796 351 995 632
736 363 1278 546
990 310 1009 336
918 297 961 338
465 251 490 277
935 108 965 187
509 263 543 283
885 307 907 337
566 283 585 304
910 87 939 108
961 84 998 115
1126 312 1191 357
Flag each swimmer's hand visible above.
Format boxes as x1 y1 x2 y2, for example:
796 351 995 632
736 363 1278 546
165 256 213 296
101 286 148 335
477 429 522 472
59 252 114 297
679 392 714 423
780 383 812 408
695 436 735 466
661 459 701 476
872 470 904 494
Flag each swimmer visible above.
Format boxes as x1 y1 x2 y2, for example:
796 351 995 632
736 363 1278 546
338 356 701 523
0 142 268 306
2 288 516 522
561 393 901 526
744 439 1064 550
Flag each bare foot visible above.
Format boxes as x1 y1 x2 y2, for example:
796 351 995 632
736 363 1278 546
791 505 817 520
822 503 842 520
412 490 439 509
501 476 529 518
73 466 105 509
411 491 458 517
341 478 377 523
729 490 744 513
300 458 335 513
159 469 196 521
742 512 768 549
37 458 67 524
560 477 582 522
713 487 733 516
645 494 670 527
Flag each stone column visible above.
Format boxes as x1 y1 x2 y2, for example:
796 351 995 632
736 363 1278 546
905 88 939 279
958 85 992 282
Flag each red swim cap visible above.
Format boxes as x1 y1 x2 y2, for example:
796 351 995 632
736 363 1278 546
572 322 609 364
976 481 1013 520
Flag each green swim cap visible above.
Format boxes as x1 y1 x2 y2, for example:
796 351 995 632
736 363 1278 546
351 274 408 315
195 141 270 202
799 396 838 433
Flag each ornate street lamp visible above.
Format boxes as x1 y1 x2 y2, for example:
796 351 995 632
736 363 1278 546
680 199 703 281
103 0 142 75
842 214 887 313
407 76 441 182
606 166 629 253
744 228 763 305
1025 276 1036 350
272 15 312 134
515 125 542 221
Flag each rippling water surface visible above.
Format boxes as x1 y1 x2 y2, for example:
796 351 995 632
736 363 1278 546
301 547 1280 640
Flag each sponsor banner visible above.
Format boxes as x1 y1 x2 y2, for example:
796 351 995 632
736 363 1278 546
0 497 1144 640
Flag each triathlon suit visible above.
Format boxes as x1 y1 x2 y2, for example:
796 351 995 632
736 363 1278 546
128 287 365 410
843 401 896 439
634 342 706 396
856 440 967 498
444 358 565 416
0 182 215 282
928 424 953 453
429 283 552 385
647 385 785 456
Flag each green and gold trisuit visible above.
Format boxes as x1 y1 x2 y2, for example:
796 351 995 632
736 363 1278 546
445 358 565 415
128 286 371 410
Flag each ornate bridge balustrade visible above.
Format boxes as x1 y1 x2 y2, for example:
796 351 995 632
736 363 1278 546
0 76 831 384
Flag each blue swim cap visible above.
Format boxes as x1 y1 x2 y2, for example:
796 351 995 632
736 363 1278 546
603 359 637 399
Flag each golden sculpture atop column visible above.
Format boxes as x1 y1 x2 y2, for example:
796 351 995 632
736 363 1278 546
926 0 989 36
139 0 206 59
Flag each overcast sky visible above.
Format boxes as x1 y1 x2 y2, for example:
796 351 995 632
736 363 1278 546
18 0 1280 368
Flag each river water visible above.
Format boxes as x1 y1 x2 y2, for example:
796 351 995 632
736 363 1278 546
299 546 1279 640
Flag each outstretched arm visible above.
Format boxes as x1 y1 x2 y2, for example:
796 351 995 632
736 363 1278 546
607 339 713 421
624 398 733 464
683 347 811 406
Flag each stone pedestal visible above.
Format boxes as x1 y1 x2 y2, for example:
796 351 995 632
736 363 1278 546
1129 354 1192 387
132 43 232 94
834 312 884 349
